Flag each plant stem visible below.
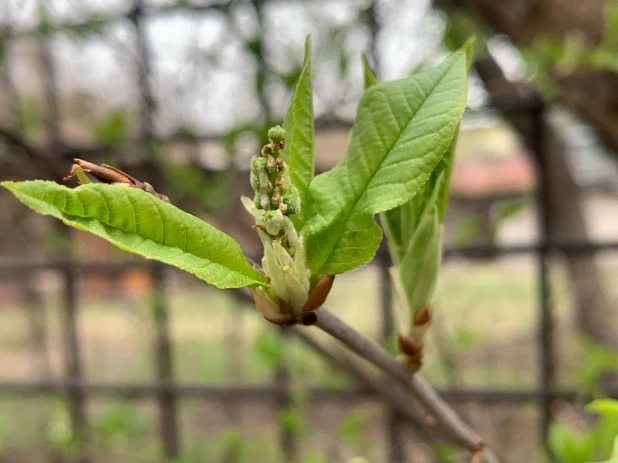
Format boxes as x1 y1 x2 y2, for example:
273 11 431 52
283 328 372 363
314 307 502 463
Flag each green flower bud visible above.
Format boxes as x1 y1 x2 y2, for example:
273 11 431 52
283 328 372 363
263 209 285 235
275 177 288 192
268 125 286 143
266 155 277 173
254 194 262 210
282 216 300 252
249 157 264 192
260 191 270 210
282 193 299 216
271 187 282 207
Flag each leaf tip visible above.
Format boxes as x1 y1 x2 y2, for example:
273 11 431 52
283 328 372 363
458 36 477 71
362 53 378 88
0 180 16 191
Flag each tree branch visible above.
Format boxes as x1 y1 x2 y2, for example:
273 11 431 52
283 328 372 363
314 307 502 463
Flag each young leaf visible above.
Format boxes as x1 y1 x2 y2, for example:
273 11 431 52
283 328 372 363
2 181 268 289
303 51 468 276
548 421 595 463
435 129 458 222
283 35 314 229
362 53 378 88
587 399 618 416
399 177 443 317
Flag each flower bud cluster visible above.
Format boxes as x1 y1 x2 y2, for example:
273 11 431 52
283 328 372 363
243 126 312 323
250 126 299 220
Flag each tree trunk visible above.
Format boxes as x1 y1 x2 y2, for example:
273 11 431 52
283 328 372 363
475 58 618 360
456 0 618 159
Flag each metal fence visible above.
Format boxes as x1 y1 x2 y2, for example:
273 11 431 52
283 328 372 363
1 1 618 462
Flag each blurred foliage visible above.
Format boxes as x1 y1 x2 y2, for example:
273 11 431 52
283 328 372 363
15 98 43 141
450 326 484 352
165 164 232 213
453 198 525 246
442 8 489 60
524 0 618 99
92 110 131 147
548 399 618 463
92 402 150 451
46 398 81 456
574 338 618 397
453 215 482 246
434 441 459 462
252 328 285 367
336 408 372 457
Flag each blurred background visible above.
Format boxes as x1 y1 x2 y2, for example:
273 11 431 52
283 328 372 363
0 0 617 462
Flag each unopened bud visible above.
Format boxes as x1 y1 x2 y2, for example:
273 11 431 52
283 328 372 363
267 155 277 172
275 177 288 191
263 210 285 235
250 156 266 192
268 125 286 143
260 192 270 210
271 187 282 206
282 193 299 216
253 195 262 210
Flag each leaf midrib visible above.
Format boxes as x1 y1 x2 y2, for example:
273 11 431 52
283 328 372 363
45 185 252 276
313 57 460 273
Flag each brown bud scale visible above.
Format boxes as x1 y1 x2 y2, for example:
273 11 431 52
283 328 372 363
303 275 335 312
413 305 432 327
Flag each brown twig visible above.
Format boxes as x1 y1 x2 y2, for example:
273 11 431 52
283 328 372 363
313 307 502 463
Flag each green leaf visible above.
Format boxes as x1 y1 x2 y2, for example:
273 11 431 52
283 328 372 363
2 181 267 289
459 36 477 71
435 129 457 222
283 35 314 229
548 421 595 463
362 53 378 88
303 52 468 276
381 206 405 265
587 399 618 416
399 183 442 316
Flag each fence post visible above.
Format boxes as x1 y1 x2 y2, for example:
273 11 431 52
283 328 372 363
151 263 181 460
530 106 556 449
378 244 407 463
61 264 90 462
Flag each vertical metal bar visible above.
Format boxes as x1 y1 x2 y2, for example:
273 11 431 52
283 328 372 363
130 0 155 142
61 265 90 463
39 1 61 144
150 263 180 460
0 4 21 125
531 106 555 448
36 0 90 457
378 245 407 463
275 328 297 463
129 0 180 456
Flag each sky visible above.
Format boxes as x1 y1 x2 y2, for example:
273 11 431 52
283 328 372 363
1 0 473 136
